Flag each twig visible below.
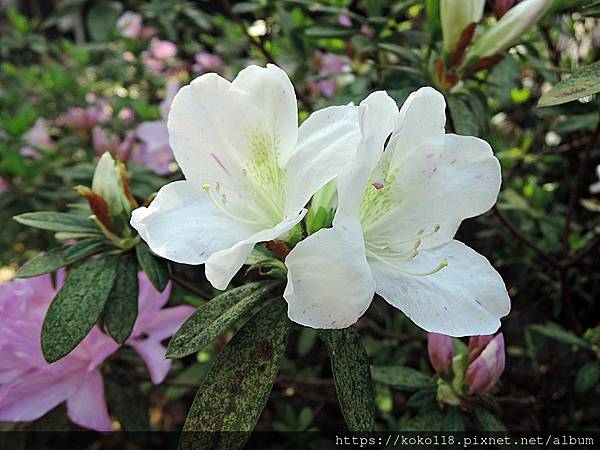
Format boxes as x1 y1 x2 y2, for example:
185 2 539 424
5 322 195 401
566 235 600 267
493 206 560 267
168 265 212 300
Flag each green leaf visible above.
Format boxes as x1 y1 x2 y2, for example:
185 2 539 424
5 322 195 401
529 324 592 349
447 94 480 136
15 239 108 279
105 366 149 430
538 60 600 107
86 1 122 41
575 361 600 395
371 365 434 391
305 26 354 38
14 211 101 234
166 281 277 359
319 328 375 432
297 327 318 356
473 406 507 431
444 406 465 431
63 238 107 262
180 299 289 450
135 243 169 292
16 248 66 278
41 257 117 362
104 254 139 344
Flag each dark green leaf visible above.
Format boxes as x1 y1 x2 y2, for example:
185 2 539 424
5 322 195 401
473 406 507 431
447 95 480 136
444 406 465 431
16 248 66 278
63 238 107 263
538 60 600 107
529 324 591 349
86 1 122 41
371 365 433 391
167 281 277 359
104 254 139 344
305 26 354 38
14 211 100 234
377 43 421 64
105 366 150 430
136 243 169 292
41 257 117 362
319 328 375 432
180 299 289 450
297 327 318 356
575 361 600 395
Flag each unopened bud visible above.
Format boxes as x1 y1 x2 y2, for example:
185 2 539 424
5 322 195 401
466 333 505 394
441 0 485 54
428 332 454 374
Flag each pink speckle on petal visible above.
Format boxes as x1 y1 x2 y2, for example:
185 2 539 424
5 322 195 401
211 153 231 176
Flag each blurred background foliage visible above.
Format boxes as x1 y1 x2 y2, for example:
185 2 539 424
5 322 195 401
0 0 599 436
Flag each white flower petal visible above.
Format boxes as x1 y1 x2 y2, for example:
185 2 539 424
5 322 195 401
365 132 501 249
371 240 510 337
167 65 297 197
284 105 360 215
335 91 399 222
130 181 256 265
284 219 375 329
206 210 307 289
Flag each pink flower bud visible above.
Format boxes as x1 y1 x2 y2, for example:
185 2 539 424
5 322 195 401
192 52 224 73
466 333 505 394
428 332 454 374
467 334 494 363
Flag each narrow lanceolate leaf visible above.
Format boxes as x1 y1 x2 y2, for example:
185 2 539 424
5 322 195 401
135 242 169 292
538 60 600 107
16 248 66 278
16 239 108 279
104 254 139 344
41 257 117 363
371 366 434 391
319 328 375 432
14 211 101 234
166 281 278 359
180 299 289 450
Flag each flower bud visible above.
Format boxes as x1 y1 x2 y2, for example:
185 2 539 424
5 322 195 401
467 334 494 363
467 0 552 59
427 332 454 374
466 333 505 394
441 0 485 54
91 153 132 216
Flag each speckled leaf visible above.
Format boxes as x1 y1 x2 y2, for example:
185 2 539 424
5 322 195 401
371 365 434 391
105 366 149 430
13 211 101 234
166 281 277 359
104 253 139 344
136 242 169 292
63 238 107 263
41 256 117 362
180 299 289 450
319 327 375 432
16 248 66 278
538 60 600 107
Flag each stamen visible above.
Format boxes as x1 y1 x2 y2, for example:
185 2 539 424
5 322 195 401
202 184 263 225
366 248 448 276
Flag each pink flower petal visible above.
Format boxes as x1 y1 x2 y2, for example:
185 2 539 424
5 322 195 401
67 370 113 431
128 339 170 384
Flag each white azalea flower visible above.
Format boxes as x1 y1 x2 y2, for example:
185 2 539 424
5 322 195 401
284 88 511 336
131 64 361 289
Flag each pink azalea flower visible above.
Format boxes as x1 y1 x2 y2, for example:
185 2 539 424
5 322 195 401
0 271 194 431
56 103 112 130
149 38 176 60
116 11 143 38
133 80 179 174
307 51 349 98
338 13 352 27
92 126 136 161
20 118 55 159
192 52 224 73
